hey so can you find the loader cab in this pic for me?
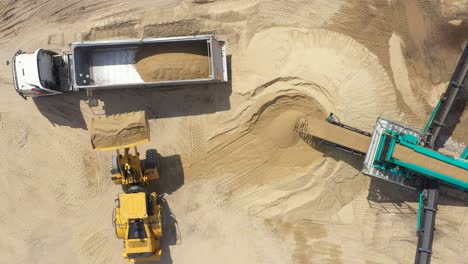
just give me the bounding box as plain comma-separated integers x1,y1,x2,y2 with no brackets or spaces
128,219,147,239
12,49,64,98
115,191,162,262
124,218,155,260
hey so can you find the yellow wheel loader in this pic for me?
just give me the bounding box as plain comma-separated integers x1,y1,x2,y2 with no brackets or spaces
90,111,160,189
114,185,163,262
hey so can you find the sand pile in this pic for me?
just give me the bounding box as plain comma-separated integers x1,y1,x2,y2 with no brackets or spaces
235,27,399,131
440,0,468,21
135,41,210,82
263,110,303,148
90,111,148,150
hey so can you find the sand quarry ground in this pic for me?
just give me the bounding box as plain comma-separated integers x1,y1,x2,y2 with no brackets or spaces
0,0,468,263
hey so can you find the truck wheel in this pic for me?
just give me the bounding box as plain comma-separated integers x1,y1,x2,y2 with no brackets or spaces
111,155,121,175
145,149,159,170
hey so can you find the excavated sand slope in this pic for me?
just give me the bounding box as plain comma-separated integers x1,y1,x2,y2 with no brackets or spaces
0,0,467,264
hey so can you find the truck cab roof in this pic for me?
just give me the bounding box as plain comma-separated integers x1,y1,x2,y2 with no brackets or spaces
14,50,43,92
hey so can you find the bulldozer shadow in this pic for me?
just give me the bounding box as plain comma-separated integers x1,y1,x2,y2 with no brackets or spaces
146,154,185,195
159,197,181,264
137,197,181,264
139,153,184,264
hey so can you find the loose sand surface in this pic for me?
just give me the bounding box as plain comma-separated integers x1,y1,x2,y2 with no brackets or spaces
0,0,467,264
135,41,210,82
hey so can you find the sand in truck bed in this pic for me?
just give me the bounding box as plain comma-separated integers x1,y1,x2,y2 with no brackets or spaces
90,111,149,150
135,41,210,82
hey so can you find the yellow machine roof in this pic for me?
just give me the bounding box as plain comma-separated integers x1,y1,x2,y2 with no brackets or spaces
119,192,148,219
90,111,149,151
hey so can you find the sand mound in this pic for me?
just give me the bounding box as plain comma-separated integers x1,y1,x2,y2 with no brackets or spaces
135,41,209,82
263,110,302,148
236,27,399,131
440,0,468,21
90,111,148,150
248,94,326,149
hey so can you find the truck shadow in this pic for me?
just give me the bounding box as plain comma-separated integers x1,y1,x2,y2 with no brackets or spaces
32,93,88,128
32,55,233,129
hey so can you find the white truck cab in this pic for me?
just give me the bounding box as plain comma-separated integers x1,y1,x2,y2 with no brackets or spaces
12,49,65,98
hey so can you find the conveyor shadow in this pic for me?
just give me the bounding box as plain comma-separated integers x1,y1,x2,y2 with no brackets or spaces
300,135,364,172
33,55,233,129
367,177,468,212
302,136,468,213
435,78,468,150
367,178,419,215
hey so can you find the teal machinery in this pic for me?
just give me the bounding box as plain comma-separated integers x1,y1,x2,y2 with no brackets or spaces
322,43,467,264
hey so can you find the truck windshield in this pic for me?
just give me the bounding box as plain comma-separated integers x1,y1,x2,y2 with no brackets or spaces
37,50,58,90
128,219,147,239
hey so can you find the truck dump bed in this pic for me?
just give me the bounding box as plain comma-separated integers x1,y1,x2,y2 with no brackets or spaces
71,35,227,90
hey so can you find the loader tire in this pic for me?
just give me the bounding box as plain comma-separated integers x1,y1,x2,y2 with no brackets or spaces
111,155,121,175
145,149,159,170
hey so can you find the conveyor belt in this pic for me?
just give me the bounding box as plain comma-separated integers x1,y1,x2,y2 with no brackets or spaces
296,118,371,154
415,184,439,264
296,118,468,183
424,43,468,148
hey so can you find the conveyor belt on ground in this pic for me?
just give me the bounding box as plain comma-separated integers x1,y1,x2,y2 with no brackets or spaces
296,118,468,183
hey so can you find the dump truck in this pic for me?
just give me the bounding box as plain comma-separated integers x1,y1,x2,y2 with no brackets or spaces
12,35,228,98
114,186,163,262
90,111,160,189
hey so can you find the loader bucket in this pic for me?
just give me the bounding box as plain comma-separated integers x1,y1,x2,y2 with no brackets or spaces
90,111,149,151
